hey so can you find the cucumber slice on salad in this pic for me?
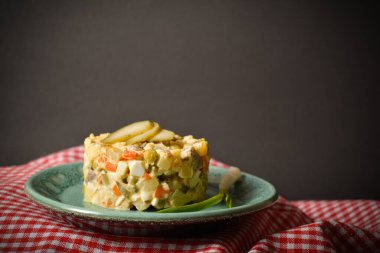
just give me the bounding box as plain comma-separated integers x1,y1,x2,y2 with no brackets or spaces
126,122,161,144
102,120,154,144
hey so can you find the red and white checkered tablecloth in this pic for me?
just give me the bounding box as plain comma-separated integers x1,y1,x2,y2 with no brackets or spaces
1,146,379,252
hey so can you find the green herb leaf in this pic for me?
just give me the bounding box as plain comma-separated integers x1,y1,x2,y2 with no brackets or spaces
157,193,224,213
224,193,232,208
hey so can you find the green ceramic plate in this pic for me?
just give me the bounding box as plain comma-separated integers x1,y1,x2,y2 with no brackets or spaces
25,162,278,236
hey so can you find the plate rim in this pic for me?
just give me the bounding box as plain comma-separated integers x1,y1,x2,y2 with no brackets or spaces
24,162,279,224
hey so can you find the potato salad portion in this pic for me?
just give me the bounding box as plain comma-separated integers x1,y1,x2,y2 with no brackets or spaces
83,121,209,211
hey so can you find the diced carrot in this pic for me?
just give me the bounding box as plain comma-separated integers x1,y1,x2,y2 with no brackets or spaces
105,162,117,172
154,186,169,199
101,199,112,208
143,172,151,180
98,156,107,163
113,184,122,196
122,151,143,160
154,186,165,198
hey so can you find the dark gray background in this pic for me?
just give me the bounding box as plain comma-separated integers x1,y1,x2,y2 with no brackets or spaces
1,1,379,199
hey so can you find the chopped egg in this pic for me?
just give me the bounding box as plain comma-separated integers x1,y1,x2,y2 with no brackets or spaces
116,161,128,179
128,160,145,177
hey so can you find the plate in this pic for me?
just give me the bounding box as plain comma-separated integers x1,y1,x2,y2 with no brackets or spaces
25,162,278,236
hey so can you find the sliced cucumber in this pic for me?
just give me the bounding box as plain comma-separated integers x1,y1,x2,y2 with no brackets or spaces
102,120,154,144
125,122,161,144
149,129,175,142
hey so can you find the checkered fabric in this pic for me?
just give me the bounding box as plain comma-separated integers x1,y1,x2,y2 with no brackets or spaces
1,146,379,252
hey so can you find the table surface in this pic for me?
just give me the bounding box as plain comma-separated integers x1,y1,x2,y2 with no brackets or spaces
1,146,379,252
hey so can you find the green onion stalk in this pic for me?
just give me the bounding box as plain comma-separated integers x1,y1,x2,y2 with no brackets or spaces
158,167,241,213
